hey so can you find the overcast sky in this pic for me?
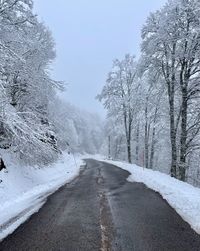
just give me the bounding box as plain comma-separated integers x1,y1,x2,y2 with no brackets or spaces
33,0,166,117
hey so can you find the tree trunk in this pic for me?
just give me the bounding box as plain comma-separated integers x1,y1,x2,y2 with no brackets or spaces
144,123,149,168
123,112,132,163
135,123,140,165
164,43,177,178
149,126,155,169
127,138,132,163
108,135,111,160
168,91,177,177
0,158,6,171
114,136,123,160
144,99,149,168
149,110,157,170
179,73,188,181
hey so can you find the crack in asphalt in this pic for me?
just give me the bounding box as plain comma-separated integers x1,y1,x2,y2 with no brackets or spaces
99,191,110,251
97,166,113,251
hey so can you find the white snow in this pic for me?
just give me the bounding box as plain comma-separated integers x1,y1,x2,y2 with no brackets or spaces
95,157,200,235
0,152,84,241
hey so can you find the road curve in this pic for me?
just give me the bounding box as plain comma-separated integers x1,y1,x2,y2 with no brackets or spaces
0,159,200,251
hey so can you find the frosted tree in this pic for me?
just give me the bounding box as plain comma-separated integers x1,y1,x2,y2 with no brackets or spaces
141,0,200,180
98,54,138,163
0,0,63,164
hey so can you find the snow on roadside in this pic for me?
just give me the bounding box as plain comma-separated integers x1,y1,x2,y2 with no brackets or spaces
0,152,84,241
94,157,200,235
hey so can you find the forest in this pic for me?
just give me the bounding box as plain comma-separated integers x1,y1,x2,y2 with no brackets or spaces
99,0,200,184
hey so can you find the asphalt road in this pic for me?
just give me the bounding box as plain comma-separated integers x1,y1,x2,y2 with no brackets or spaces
1,159,200,251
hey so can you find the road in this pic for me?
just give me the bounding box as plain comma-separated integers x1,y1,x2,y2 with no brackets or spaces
1,159,200,251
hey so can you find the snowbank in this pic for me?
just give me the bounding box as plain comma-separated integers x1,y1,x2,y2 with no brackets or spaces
96,158,200,235
0,152,84,241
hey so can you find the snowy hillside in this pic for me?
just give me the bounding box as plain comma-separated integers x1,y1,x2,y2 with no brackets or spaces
0,152,84,241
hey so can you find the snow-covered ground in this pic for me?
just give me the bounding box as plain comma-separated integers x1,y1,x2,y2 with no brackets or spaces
94,157,200,235
0,152,84,241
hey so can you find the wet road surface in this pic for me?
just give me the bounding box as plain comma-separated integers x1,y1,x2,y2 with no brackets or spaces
1,159,200,251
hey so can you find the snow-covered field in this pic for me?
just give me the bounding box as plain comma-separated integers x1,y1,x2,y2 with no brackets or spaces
0,152,84,241
95,158,200,235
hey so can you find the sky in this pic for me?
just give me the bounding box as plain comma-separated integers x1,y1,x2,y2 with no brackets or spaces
33,0,166,117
